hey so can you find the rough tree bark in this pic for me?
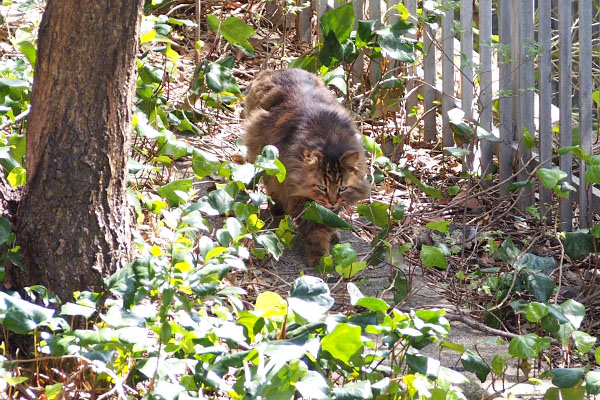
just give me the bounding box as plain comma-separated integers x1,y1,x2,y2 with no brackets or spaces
16,0,144,301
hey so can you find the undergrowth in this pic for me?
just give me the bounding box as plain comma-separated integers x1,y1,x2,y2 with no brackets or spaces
0,1,600,399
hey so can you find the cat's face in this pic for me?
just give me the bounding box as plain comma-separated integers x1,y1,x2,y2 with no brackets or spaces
288,150,370,210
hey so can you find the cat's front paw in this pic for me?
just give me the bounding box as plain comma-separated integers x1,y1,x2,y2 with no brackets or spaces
306,252,323,267
330,230,341,244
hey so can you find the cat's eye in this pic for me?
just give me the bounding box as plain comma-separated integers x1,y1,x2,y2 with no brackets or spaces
338,186,347,192
317,185,328,192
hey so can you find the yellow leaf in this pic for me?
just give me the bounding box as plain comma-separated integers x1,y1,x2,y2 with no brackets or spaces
150,245,162,257
254,291,287,318
140,29,157,44
174,261,190,272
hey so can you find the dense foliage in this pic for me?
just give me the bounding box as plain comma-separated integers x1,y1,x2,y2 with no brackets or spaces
0,1,600,399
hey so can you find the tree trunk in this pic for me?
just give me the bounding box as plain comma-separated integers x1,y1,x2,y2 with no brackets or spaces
16,0,143,301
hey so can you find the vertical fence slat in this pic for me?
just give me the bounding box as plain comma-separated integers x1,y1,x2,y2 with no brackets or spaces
538,0,553,220
386,0,398,25
460,0,473,121
460,0,473,167
404,0,417,128
441,1,455,148
312,0,327,40
351,0,364,82
518,0,535,209
579,0,593,227
423,12,437,142
559,0,573,231
297,1,311,42
510,1,521,174
386,0,399,74
479,0,493,177
499,0,514,196
369,0,382,84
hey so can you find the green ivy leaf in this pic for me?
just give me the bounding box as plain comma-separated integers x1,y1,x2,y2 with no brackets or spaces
322,65,347,95
445,146,470,157
537,168,567,189
561,299,585,329
420,245,447,269
357,201,390,228
17,41,36,68
497,236,520,264
44,383,63,399
586,165,600,185
192,149,221,178
254,145,286,183
206,188,234,214
7,166,26,187
508,333,542,359
556,145,588,161
375,21,415,62
355,296,389,312
319,3,354,42
563,231,595,260
547,368,585,388
288,276,334,322
0,291,55,334
356,20,377,48
543,386,585,400
476,125,501,142
491,355,506,376
572,331,596,354
205,60,241,94
586,370,600,395
0,217,11,246
336,261,367,279
255,232,283,260
523,126,535,149
519,269,555,302
321,323,363,365
157,178,193,206
230,163,256,185
331,380,373,399
301,202,350,230
331,242,356,266
207,15,255,54
403,169,443,199
60,303,96,319
524,302,549,323
318,29,344,68
296,370,330,400
0,78,29,91
461,350,491,383
425,220,451,233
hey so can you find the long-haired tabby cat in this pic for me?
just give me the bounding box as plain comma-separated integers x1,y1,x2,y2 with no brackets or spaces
244,68,370,265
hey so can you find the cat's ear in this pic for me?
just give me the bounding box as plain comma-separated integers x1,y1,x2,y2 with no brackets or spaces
340,151,360,167
303,150,321,165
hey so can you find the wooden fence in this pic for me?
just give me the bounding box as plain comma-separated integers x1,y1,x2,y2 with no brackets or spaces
276,0,598,231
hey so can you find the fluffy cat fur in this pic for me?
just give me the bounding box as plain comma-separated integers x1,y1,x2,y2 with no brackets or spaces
243,68,370,265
